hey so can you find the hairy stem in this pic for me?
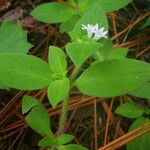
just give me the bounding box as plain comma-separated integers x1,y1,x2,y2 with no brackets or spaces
57,67,79,135
58,96,69,134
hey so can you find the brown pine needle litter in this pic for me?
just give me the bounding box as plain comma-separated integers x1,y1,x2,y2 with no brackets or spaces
0,0,150,149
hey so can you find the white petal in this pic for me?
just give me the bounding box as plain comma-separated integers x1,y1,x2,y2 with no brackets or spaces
81,24,87,30
98,27,105,33
81,23,108,40
103,31,108,35
94,24,99,30
103,35,108,38
87,30,93,38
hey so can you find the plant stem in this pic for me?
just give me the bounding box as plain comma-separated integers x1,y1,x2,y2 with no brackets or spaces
58,96,69,134
69,67,79,84
57,67,79,135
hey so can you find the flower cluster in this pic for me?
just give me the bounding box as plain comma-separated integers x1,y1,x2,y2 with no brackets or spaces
81,24,108,41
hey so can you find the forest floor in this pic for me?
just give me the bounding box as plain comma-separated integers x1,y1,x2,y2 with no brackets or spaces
0,0,150,150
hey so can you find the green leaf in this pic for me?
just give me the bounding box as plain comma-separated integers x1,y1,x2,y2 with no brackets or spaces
115,102,144,119
22,96,39,114
58,144,88,150
48,78,70,108
75,59,150,97
76,0,133,13
22,96,52,136
69,5,108,41
49,46,67,78
0,81,9,90
57,134,74,145
38,134,74,148
69,0,132,16
0,21,33,89
0,54,52,90
38,136,57,148
99,0,133,13
60,15,79,33
0,20,32,54
144,108,150,115
93,38,113,61
76,0,95,15
129,83,150,99
31,2,75,23
127,117,150,150
108,48,128,59
66,42,102,67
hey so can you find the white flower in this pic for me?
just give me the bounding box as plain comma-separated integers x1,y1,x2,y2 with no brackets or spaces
81,24,94,38
93,27,108,41
81,24,108,41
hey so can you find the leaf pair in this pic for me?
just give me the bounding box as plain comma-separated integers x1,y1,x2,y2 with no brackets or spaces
22,96,88,149
31,2,109,34
39,134,74,147
48,46,70,107
0,46,69,107
31,0,133,33
22,96,78,149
